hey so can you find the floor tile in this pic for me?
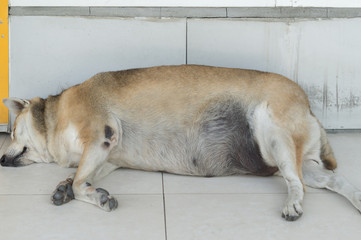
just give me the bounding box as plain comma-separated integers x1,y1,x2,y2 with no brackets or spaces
0,194,165,240
165,193,361,240
0,163,74,194
327,133,361,187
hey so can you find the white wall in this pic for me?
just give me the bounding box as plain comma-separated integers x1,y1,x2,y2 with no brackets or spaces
10,16,361,129
10,17,186,97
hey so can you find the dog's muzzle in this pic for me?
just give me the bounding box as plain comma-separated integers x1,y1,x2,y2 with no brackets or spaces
0,155,16,167
0,154,15,167
0,147,27,167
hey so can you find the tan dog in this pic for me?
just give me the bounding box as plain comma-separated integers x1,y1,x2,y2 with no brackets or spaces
1,65,360,221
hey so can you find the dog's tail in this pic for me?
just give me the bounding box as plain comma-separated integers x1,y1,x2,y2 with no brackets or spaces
317,120,337,170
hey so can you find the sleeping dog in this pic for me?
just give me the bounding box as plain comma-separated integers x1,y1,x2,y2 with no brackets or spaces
1,65,361,221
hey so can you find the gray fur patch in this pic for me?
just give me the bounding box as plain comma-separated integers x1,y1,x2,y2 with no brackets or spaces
30,98,46,134
196,98,277,176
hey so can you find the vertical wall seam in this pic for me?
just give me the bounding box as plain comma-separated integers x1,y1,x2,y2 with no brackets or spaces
336,72,339,113
185,18,188,64
323,71,328,126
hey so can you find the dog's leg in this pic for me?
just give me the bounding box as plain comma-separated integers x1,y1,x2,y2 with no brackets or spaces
63,123,120,211
271,134,304,221
70,141,119,211
253,103,304,221
303,159,361,212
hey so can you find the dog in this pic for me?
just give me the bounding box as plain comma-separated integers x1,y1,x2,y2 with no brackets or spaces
1,65,361,221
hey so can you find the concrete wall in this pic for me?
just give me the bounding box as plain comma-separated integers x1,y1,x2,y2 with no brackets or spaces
9,16,361,129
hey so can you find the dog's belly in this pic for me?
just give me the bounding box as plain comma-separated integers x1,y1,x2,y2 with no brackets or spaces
110,99,278,177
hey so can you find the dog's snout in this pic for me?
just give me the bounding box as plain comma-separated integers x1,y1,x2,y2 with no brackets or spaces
0,155,12,167
0,154,16,167
0,155,5,165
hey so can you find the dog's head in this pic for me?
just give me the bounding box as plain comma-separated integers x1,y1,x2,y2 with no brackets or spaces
1,97,49,167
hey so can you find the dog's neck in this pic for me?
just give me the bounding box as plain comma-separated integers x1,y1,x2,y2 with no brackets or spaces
42,94,62,162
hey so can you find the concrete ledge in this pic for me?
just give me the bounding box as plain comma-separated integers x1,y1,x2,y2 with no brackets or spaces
280,7,328,18
161,7,226,18
227,8,281,18
326,129,361,134
9,7,361,18
328,8,361,18
90,7,160,17
9,7,90,16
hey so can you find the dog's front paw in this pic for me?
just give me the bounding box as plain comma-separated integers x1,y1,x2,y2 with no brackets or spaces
51,178,75,206
282,201,303,221
96,188,118,211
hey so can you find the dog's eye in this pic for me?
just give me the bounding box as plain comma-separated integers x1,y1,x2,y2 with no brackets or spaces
22,147,27,154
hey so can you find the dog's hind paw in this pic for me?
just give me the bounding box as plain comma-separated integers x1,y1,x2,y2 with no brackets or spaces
96,188,118,211
51,178,75,206
282,202,303,221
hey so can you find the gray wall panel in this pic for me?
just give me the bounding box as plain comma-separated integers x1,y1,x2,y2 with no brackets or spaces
10,17,186,100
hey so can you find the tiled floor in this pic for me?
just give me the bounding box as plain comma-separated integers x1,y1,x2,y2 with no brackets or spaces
1,133,361,240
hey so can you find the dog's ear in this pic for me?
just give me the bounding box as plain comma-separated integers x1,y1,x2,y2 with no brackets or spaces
2,98,30,115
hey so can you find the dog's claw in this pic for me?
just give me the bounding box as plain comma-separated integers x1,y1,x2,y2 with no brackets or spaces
282,202,303,221
282,212,303,221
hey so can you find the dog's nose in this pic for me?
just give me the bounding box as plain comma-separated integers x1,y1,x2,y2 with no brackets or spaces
0,155,6,166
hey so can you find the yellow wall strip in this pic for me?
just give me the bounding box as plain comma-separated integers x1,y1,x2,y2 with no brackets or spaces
0,0,9,127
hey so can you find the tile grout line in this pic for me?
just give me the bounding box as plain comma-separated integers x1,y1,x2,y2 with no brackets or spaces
162,172,168,240
156,191,333,196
